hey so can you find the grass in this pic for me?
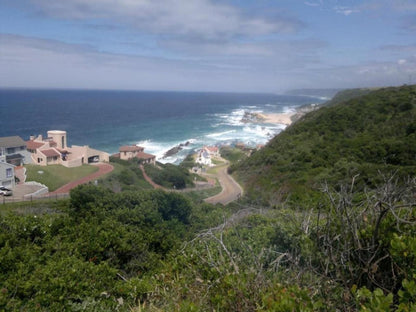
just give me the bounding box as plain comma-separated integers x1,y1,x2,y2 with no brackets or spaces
206,163,228,175
219,146,247,164
98,161,154,192
183,184,222,202
211,158,225,165
25,164,99,191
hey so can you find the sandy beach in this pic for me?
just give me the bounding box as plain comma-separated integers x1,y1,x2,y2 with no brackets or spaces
257,112,296,125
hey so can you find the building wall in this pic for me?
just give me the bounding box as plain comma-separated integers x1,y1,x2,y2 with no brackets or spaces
62,157,83,168
46,156,61,165
0,162,15,188
47,130,67,149
120,151,132,160
138,157,156,165
120,151,137,160
32,150,48,166
69,145,110,164
1,144,32,165
27,131,109,168
86,147,110,162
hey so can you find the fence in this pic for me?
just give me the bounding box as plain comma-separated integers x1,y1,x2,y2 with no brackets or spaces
1,192,70,204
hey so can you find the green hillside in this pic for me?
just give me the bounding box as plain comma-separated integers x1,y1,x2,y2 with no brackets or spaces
1,85,415,311
232,85,416,205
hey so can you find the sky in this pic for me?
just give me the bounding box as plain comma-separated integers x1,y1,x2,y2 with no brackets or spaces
1,0,416,93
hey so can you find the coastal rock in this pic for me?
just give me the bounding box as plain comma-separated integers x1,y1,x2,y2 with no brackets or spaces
163,146,183,158
162,141,191,158
241,111,266,123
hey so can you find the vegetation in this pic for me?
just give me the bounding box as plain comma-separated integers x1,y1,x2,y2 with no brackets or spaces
25,164,98,191
179,154,197,169
143,162,199,189
2,85,416,310
100,157,153,192
0,185,229,310
232,85,416,205
323,87,376,106
220,146,247,164
183,183,222,202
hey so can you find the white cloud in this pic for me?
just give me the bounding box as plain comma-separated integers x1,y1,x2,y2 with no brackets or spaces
334,6,360,16
30,0,302,42
358,1,416,12
0,34,291,92
2,33,412,93
304,1,322,7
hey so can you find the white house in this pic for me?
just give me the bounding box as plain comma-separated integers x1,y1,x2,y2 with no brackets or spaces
0,136,32,166
0,160,15,188
204,146,220,157
196,148,212,166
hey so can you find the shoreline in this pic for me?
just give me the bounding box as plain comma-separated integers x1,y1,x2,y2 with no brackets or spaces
249,103,320,127
258,112,296,126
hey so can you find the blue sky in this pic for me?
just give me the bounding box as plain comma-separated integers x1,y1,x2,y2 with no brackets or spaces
1,0,415,92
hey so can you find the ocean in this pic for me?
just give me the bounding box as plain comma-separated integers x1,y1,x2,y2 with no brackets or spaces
0,89,324,163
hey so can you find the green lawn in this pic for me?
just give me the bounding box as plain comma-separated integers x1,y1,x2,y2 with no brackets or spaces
25,164,99,191
183,184,222,202
206,163,228,175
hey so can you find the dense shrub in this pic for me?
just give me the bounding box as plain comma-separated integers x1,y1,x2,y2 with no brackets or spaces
234,85,416,205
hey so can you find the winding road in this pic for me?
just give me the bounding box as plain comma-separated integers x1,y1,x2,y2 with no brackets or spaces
203,162,243,205
140,159,243,205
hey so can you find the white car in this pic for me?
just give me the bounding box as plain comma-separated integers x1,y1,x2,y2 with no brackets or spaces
0,186,12,196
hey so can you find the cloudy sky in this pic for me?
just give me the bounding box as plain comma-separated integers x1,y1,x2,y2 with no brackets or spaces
1,0,416,93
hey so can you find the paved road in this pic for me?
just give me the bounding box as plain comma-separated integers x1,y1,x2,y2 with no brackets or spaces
204,163,243,205
49,163,114,195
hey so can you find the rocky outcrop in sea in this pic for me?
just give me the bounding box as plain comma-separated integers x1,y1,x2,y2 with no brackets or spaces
162,141,191,159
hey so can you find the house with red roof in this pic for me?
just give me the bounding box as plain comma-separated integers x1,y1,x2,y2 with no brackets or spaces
119,145,144,160
113,145,156,165
27,130,109,167
204,146,220,157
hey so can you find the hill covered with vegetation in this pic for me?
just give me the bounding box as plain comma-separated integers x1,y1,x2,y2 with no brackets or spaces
232,85,416,205
1,85,415,311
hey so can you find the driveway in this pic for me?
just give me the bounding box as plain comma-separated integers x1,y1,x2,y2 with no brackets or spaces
49,163,114,195
204,162,243,205
1,183,46,203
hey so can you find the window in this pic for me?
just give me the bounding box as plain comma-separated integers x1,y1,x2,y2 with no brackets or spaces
6,168,12,178
6,147,15,154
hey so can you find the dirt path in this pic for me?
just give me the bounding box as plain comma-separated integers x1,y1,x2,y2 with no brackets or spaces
49,163,114,195
139,165,165,190
204,162,243,205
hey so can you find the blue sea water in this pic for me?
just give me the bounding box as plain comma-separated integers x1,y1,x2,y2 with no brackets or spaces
0,89,324,163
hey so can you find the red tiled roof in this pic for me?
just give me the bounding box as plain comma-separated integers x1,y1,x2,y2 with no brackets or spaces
205,146,219,152
41,149,61,157
26,140,45,150
120,145,144,152
136,152,155,160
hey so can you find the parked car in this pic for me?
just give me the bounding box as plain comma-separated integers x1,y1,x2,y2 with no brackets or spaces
0,186,12,196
